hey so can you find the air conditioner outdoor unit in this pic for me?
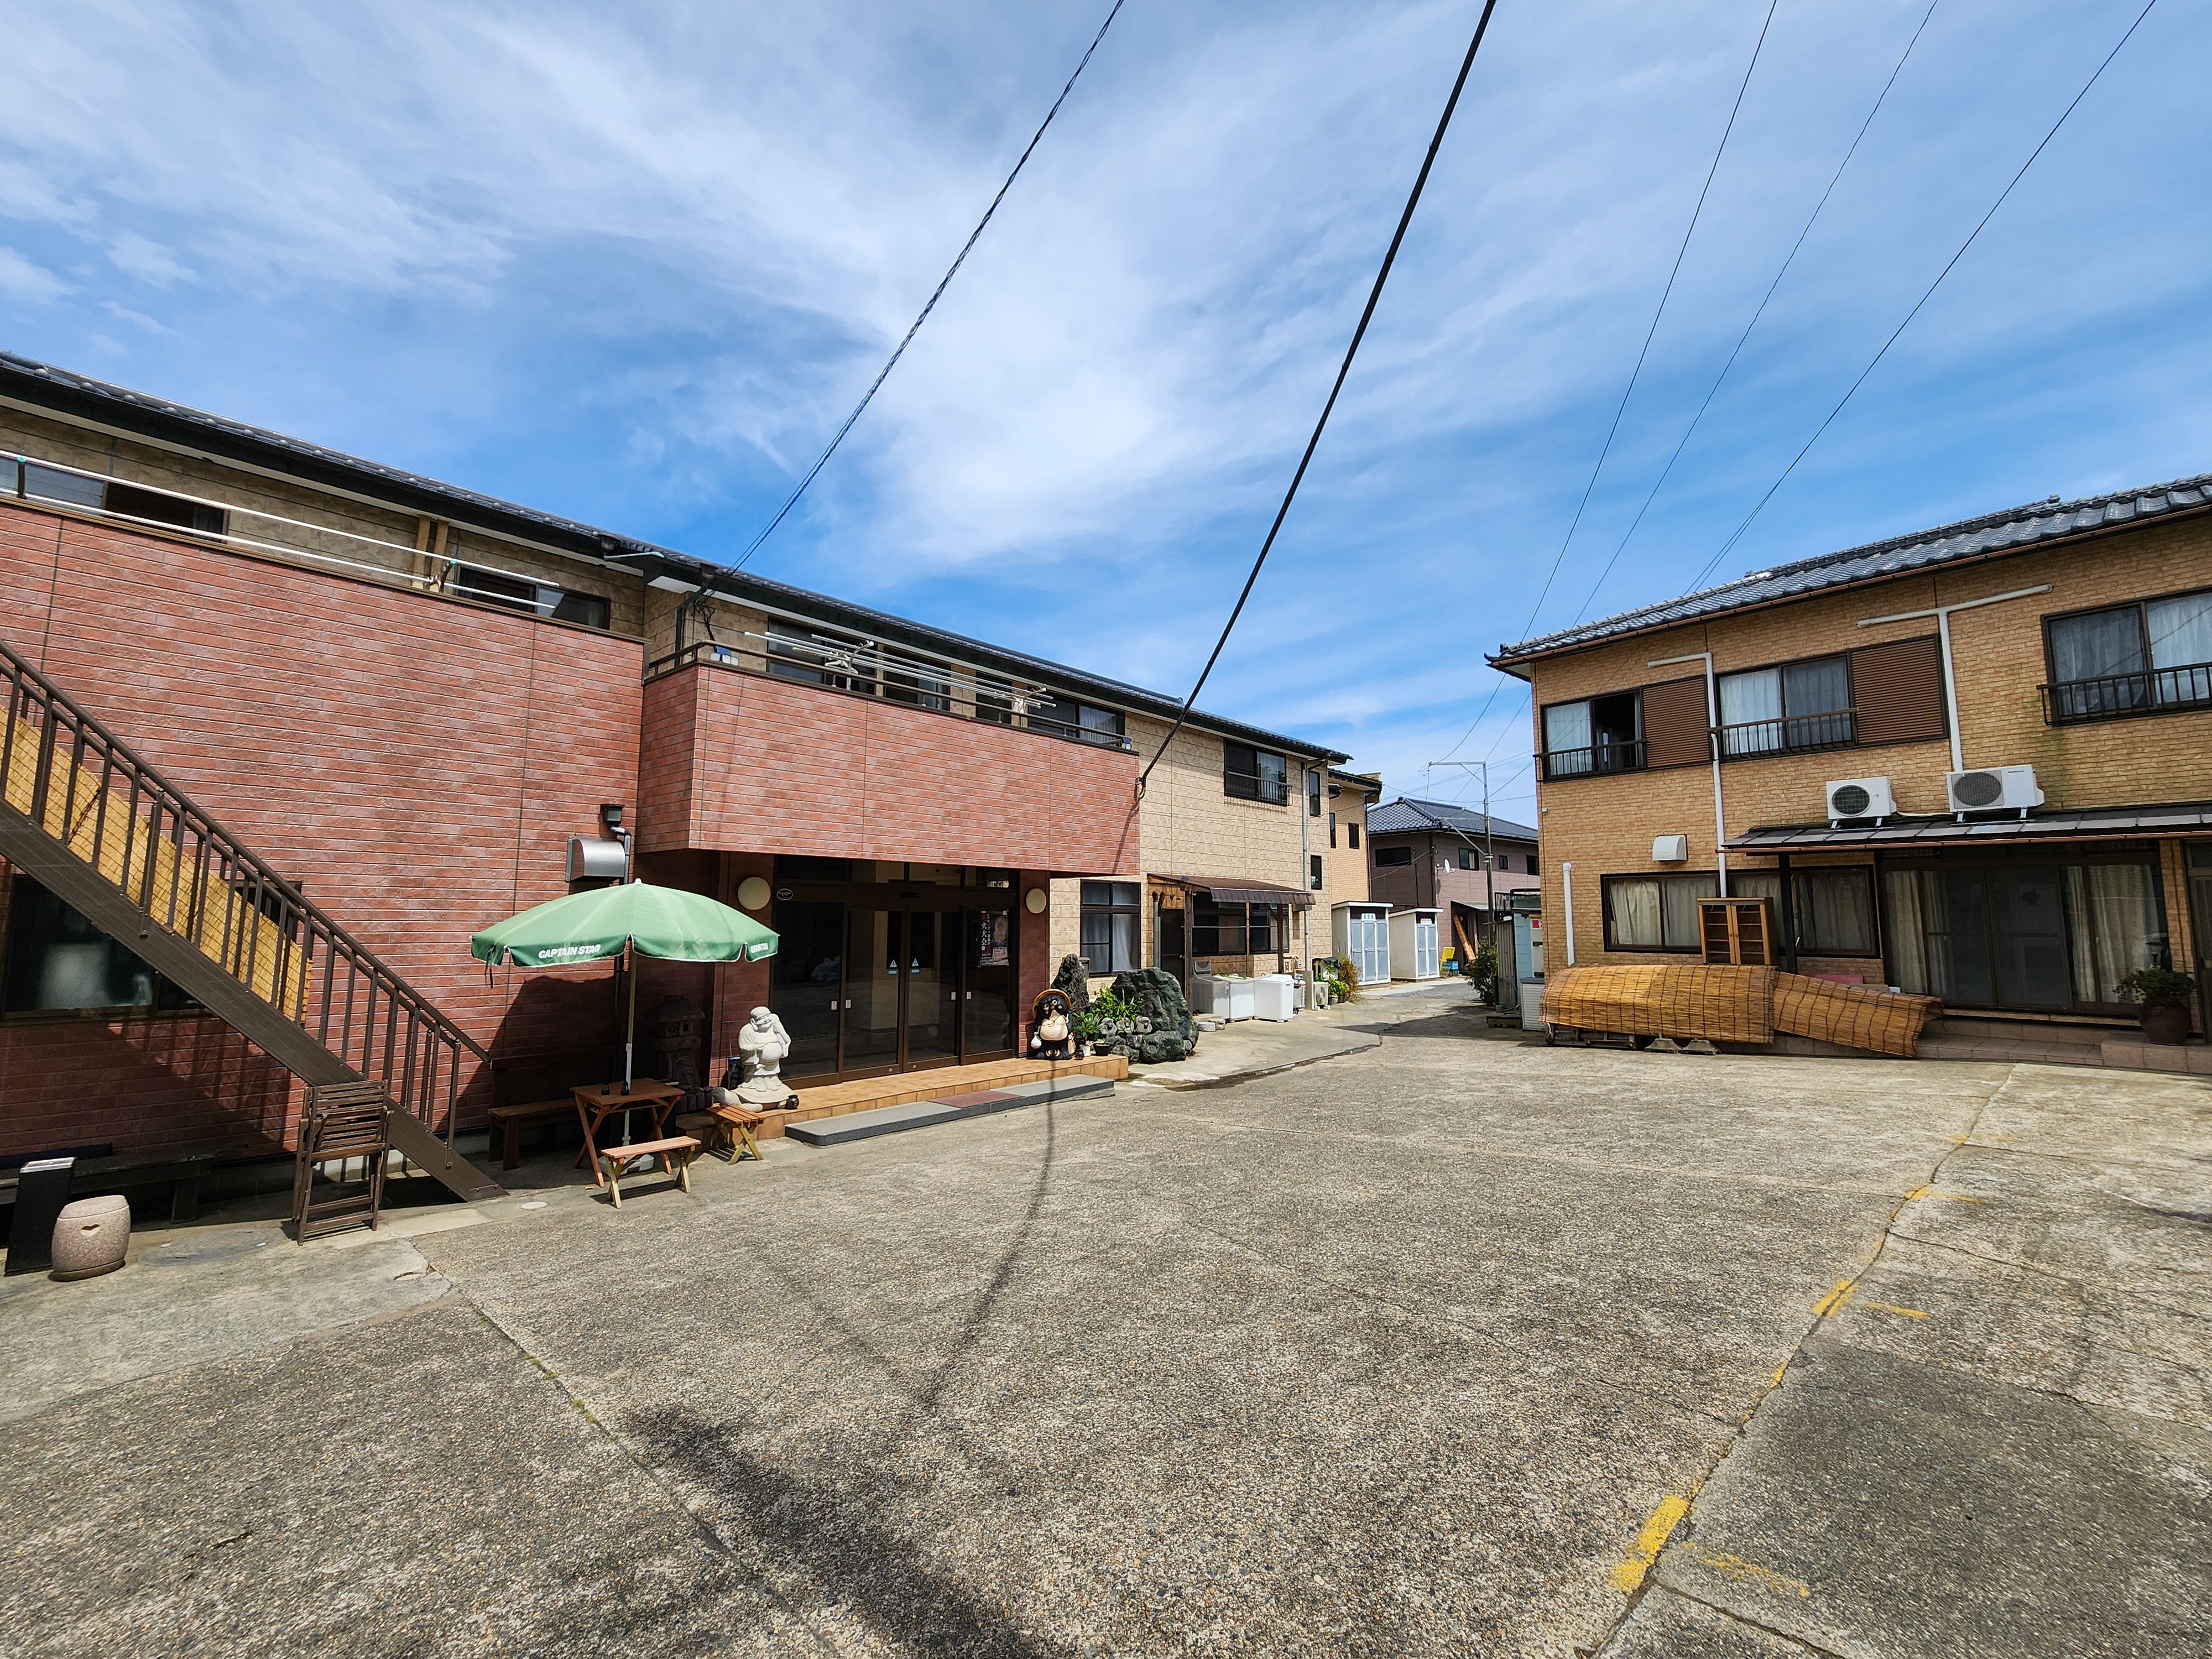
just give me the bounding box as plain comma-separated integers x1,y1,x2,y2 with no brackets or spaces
1825,776,1896,825
1947,764,2045,818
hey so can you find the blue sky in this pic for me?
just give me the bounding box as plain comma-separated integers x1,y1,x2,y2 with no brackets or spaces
2,1,2206,827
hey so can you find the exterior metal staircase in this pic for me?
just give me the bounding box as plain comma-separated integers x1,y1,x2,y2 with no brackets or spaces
0,635,502,1202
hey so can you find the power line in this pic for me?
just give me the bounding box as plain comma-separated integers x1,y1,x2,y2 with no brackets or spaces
1567,0,1942,627
1683,0,2157,594
1433,3,1777,764
729,0,1126,573
1135,0,1501,793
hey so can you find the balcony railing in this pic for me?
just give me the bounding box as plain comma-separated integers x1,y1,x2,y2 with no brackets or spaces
1715,708,1857,759
2041,663,2212,726
1540,738,1645,781
647,635,1136,751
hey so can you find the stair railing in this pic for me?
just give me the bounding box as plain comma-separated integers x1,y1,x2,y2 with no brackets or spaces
0,637,487,1146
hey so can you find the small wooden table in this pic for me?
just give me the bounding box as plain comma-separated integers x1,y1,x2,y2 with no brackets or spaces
571,1081,686,1187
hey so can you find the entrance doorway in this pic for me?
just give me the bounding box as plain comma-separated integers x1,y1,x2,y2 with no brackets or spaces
766,864,1018,1084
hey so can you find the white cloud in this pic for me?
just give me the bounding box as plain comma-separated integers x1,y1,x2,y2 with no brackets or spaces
0,244,70,302
107,229,194,286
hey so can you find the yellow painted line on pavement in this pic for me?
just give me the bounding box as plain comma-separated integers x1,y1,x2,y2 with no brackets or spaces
1861,1301,1927,1319
1681,1543,1812,1599
1903,1185,1984,1203
1811,1280,1856,1317
1610,1494,1690,1594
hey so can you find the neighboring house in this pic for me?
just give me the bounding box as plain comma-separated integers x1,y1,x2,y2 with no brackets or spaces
1045,707,1350,998
1365,798,1540,959
1322,768,1382,912
0,352,1353,1175
1489,471,2212,1039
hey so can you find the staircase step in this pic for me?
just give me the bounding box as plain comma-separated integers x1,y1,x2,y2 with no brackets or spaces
787,1075,1114,1147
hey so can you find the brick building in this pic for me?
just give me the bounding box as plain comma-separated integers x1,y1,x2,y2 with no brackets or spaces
1364,797,1540,958
0,354,1352,1179
1490,472,2212,1039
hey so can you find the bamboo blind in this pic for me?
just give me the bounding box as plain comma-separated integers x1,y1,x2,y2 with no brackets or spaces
1772,973,1942,1058
1541,964,1777,1044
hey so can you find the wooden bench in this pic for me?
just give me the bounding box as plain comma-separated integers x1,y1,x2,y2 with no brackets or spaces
487,1099,575,1170
597,1136,699,1207
675,1106,765,1164
1,1151,215,1223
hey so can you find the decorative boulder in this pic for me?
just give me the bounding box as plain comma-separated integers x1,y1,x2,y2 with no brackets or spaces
1104,968,1198,1064
1052,954,1092,1010
50,1193,130,1280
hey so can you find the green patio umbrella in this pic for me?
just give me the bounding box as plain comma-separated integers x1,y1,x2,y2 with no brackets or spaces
472,881,779,1093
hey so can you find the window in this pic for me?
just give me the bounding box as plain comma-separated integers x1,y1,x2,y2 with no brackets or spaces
1307,769,1322,817
973,681,1016,726
1542,691,1642,779
1079,881,1141,973
2044,590,2212,723
454,564,609,629
1347,822,1361,850
1527,853,1538,876
3,876,195,1014
1191,901,1277,956
1717,656,1854,757
1602,872,1719,952
1729,868,1879,956
1328,812,1338,848
881,662,950,712
1457,848,1479,871
1031,697,1126,748
1224,743,1288,804
1884,853,2167,1011
1310,854,1324,891
15,464,228,535
1374,846,1413,868
103,479,228,537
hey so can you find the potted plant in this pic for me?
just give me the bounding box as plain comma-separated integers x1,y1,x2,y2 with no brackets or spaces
2117,966,2198,1046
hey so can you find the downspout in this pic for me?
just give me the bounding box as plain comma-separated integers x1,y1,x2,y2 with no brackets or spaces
1562,861,1576,967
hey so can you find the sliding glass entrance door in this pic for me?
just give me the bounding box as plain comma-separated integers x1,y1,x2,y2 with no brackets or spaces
768,873,1022,1081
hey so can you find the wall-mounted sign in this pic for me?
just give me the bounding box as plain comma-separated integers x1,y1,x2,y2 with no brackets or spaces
775,888,794,902
1024,887,1047,914
737,876,771,911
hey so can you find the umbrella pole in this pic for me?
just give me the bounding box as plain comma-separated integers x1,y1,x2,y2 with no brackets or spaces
620,940,639,1153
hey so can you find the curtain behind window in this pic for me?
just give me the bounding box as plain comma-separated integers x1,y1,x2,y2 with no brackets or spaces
2063,863,2163,1004
1884,869,1933,994
2050,607,2146,682
1662,875,1718,947
1799,869,1875,954
1718,669,1782,755
2147,593,2212,668
1608,879,1661,948
1545,702,1592,772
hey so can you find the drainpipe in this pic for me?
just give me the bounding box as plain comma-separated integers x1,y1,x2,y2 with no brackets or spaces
1855,585,2053,773
1649,650,1729,896
1562,861,1576,966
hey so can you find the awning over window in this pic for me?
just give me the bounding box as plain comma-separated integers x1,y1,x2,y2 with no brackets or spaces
1726,801,2212,852
1165,875,1316,910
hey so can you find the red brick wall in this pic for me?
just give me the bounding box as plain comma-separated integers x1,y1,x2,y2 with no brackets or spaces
639,664,1140,875
0,502,644,1163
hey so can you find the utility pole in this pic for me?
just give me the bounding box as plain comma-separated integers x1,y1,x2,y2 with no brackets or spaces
1425,760,1495,945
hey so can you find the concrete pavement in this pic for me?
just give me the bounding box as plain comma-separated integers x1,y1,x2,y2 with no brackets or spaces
1,1026,2204,1656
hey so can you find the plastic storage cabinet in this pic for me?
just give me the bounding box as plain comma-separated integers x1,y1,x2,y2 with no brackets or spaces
1252,975,1297,1022
1331,902,1391,985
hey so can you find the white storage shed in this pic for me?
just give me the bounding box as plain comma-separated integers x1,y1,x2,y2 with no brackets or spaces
1331,901,1390,986
1389,906,1441,981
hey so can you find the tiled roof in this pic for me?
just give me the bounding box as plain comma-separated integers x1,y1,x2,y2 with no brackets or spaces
1366,797,1537,840
1491,471,2212,665
0,352,1347,763
1726,800,2212,851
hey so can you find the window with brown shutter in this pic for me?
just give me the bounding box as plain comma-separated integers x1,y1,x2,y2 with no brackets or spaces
1849,635,1946,746
1640,675,1711,768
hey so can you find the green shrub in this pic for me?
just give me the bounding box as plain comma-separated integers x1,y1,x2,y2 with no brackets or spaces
2117,966,2197,1009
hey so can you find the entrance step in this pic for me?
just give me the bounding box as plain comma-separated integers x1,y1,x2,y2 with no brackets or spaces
756,1055,1128,1141
786,1074,1115,1147
1916,1036,2106,1067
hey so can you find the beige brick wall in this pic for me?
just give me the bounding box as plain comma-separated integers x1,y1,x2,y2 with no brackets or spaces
1517,514,2212,982
0,405,639,637
1051,711,1340,985
1323,776,1378,912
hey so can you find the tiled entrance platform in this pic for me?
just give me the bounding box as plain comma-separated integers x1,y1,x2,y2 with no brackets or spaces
755,1055,1129,1140
1912,1015,2212,1072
